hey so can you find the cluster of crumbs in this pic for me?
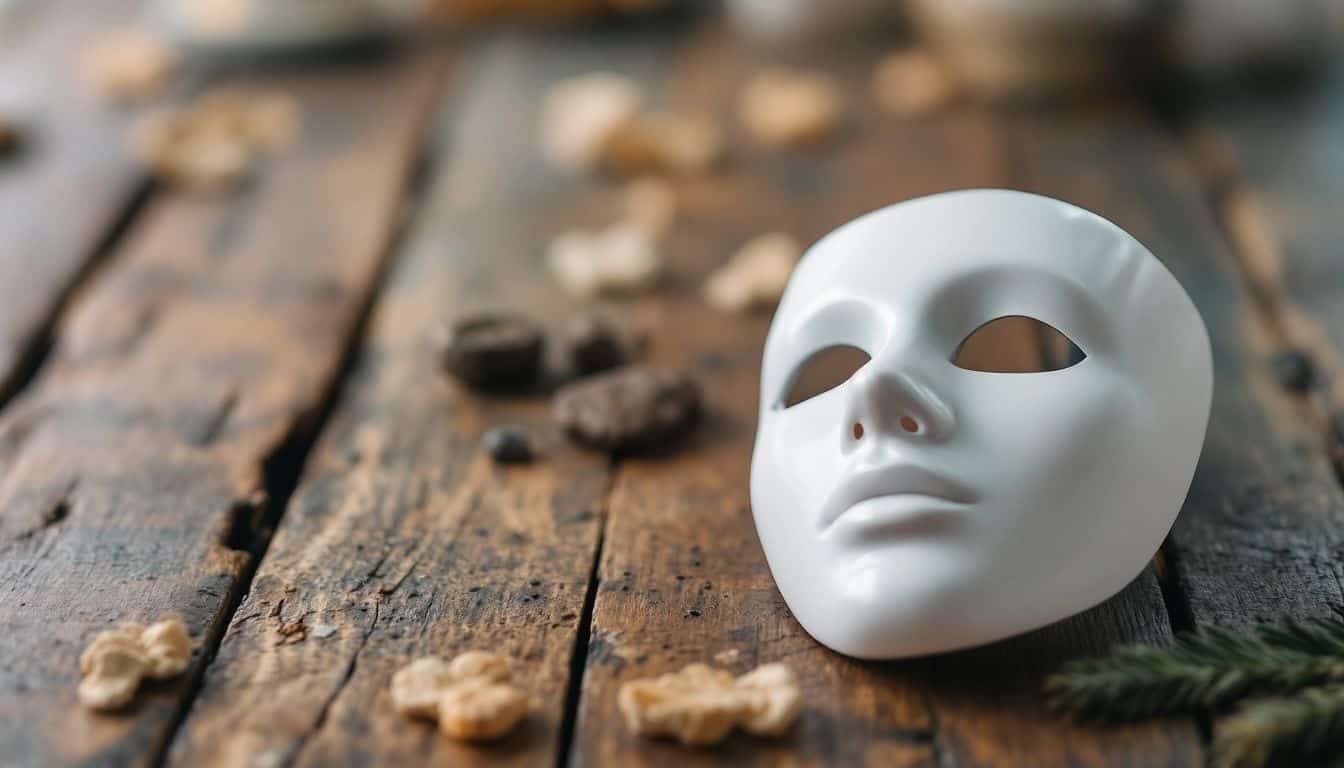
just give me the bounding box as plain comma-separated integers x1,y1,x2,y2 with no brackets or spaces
619,662,802,745
391,651,529,741
78,616,192,711
133,89,301,192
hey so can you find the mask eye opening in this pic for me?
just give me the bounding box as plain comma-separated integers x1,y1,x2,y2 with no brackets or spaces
779,344,871,409
952,315,1086,373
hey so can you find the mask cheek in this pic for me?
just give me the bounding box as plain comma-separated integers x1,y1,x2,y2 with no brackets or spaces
962,371,1129,534
754,389,850,526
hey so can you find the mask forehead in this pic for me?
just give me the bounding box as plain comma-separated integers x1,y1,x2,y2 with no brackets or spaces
763,190,1199,397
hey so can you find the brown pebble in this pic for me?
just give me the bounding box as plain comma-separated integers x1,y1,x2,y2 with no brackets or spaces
562,313,628,375
436,314,544,390
0,119,20,156
553,365,700,452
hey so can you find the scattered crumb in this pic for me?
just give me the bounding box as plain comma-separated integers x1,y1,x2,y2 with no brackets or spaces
78,617,192,711
391,651,527,741
872,49,957,116
276,619,306,645
739,68,842,149
712,648,740,666
311,624,337,639
540,72,644,172
131,90,301,192
624,177,677,237
548,222,661,298
84,28,178,104
618,661,801,745
602,112,724,175
703,232,801,312
438,679,529,741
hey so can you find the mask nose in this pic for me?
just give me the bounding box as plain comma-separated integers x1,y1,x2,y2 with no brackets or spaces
844,365,955,448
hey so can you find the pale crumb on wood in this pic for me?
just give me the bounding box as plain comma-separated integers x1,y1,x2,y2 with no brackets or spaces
540,72,644,172
391,651,528,741
601,112,724,175
618,661,802,746
548,222,661,298
83,28,177,104
437,679,530,741
872,49,957,116
734,663,803,736
311,624,337,639
625,177,677,237
131,89,301,193
703,232,800,312
739,68,842,149
78,617,193,711
391,657,457,719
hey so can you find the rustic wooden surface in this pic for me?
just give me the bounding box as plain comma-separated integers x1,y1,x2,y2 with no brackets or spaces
3,4,1344,766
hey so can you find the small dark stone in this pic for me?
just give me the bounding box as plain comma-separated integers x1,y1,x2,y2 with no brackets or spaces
1270,350,1315,392
435,313,544,390
0,119,20,157
553,365,701,452
562,312,627,375
483,426,533,464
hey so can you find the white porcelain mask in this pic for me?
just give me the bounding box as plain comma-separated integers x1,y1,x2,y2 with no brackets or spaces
751,189,1213,659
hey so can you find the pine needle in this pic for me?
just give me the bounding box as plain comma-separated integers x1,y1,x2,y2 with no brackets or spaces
1046,619,1344,722
1210,686,1344,768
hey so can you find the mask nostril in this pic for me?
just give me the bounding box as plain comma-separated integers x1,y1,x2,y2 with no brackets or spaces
900,415,920,434
852,422,864,440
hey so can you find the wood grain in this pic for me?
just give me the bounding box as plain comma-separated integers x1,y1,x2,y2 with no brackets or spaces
0,0,148,402
1006,107,1344,632
568,21,1198,767
165,29,684,767
0,54,440,766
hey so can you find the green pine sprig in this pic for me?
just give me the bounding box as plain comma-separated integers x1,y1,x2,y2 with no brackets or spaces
1210,685,1344,768
1045,621,1344,721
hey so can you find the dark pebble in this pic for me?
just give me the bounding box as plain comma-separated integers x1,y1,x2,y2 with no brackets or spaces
1270,350,1315,392
553,365,701,452
483,426,533,464
562,312,627,375
435,313,544,390
0,120,19,156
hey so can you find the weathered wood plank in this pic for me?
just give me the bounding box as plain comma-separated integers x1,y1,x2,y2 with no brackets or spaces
0,54,440,765
1006,107,1344,632
571,22,1197,767
165,29,684,767
0,0,148,402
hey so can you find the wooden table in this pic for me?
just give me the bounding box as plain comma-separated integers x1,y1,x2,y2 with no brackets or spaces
4,2,1343,765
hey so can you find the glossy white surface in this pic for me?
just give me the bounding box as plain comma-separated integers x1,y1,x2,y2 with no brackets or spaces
751,190,1212,659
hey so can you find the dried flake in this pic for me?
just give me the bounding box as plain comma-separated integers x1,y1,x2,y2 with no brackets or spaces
390,651,527,741
84,28,178,103
392,657,457,720
438,679,529,741
131,89,301,192
540,72,644,172
704,232,801,312
739,68,842,149
624,177,677,237
78,617,193,711
601,113,724,175
872,49,957,116
276,620,306,645
548,222,661,298
619,661,802,745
